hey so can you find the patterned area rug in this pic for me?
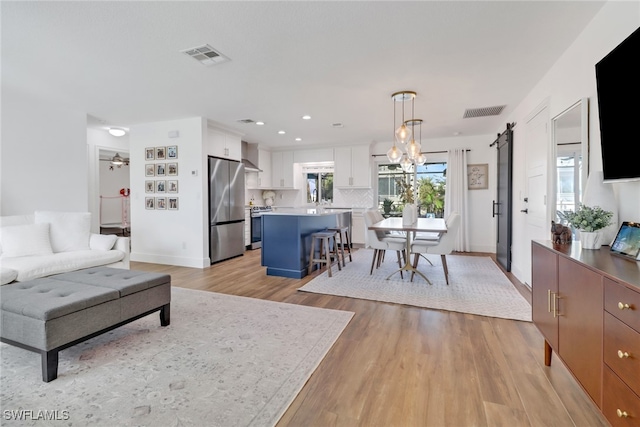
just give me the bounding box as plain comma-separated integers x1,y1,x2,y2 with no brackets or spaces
0,287,353,426
300,250,531,322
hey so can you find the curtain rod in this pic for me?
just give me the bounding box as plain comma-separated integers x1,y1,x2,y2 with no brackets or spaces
371,149,470,157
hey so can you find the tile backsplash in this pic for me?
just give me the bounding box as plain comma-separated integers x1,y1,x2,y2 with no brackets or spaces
245,187,373,208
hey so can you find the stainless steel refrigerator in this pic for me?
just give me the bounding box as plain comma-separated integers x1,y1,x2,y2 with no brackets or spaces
209,157,245,263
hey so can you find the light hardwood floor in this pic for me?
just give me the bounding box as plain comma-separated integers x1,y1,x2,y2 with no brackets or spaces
131,249,608,427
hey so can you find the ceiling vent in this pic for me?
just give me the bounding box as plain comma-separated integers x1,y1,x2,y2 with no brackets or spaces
331,122,344,128
237,119,255,124
181,44,229,66
463,105,506,118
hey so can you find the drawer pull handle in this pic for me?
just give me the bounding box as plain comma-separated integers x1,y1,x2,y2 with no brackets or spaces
618,350,630,359
617,409,628,418
618,302,630,310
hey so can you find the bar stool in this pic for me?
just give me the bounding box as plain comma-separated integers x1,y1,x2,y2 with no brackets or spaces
308,230,342,277
328,225,352,267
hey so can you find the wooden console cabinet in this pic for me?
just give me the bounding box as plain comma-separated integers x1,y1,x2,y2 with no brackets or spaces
532,241,640,426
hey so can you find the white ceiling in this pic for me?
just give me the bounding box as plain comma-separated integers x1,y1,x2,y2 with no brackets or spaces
2,1,606,148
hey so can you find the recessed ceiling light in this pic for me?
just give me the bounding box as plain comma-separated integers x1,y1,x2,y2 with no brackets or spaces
295,137,302,142
278,130,286,135
255,121,265,126
302,115,311,120
108,127,126,137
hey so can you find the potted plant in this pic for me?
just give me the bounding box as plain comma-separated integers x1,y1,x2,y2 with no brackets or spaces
563,204,613,249
382,199,394,215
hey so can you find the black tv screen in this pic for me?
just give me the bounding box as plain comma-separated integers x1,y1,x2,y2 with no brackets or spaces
595,26,640,183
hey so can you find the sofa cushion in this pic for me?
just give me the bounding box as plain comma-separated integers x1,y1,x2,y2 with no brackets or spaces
0,278,119,321
1,250,125,282
90,233,118,251
34,211,91,253
0,223,53,258
1,268,18,285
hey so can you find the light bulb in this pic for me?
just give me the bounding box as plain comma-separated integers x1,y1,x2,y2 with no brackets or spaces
387,145,402,163
407,139,421,160
400,154,413,172
415,153,427,165
395,123,412,145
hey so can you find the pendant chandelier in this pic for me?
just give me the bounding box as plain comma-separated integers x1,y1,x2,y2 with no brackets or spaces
387,91,426,170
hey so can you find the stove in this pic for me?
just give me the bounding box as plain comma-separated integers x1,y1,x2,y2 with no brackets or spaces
249,206,271,249
250,206,272,217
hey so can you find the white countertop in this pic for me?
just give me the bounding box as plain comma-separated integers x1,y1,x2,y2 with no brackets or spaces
263,208,352,216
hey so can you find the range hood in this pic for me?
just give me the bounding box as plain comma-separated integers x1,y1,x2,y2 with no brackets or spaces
242,158,261,172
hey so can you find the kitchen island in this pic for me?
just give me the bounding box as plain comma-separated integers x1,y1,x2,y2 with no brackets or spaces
261,208,351,278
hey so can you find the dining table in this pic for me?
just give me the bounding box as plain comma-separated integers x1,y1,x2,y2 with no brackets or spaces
368,217,447,284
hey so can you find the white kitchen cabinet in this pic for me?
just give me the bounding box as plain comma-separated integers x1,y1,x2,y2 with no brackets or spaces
244,208,251,247
271,151,294,188
351,212,366,245
334,145,371,188
207,126,241,161
257,149,272,188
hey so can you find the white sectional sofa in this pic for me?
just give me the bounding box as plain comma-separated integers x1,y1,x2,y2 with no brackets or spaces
0,211,129,285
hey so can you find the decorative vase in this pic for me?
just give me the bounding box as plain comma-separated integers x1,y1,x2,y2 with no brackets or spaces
264,198,274,207
580,230,602,250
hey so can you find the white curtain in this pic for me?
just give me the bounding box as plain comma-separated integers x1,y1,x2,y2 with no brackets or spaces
445,149,470,252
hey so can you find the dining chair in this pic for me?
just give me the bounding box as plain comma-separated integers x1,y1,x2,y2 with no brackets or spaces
410,212,460,284
363,209,407,277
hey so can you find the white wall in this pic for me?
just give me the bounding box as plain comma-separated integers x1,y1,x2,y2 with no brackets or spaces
129,117,209,268
372,133,496,253
504,1,640,283
1,87,88,215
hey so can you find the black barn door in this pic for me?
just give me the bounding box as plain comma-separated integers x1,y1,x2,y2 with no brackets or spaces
493,123,514,271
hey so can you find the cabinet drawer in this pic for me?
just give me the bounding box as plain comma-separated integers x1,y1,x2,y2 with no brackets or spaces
605,312,640,397
603,366,640,427
605,278,640,332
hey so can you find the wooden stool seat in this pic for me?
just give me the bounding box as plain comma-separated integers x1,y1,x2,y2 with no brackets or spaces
328,225,352,267
308,230,342,277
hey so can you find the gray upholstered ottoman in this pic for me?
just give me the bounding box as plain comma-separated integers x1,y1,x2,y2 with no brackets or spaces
0,267,171,382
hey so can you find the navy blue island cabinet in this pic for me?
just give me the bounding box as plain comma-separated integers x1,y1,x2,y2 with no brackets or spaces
261,209,351,278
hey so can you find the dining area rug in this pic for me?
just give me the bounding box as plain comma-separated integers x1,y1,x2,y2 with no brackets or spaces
299,250,532,322
1,287,354,427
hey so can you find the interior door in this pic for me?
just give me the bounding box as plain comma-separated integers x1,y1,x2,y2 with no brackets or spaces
523,104,550,286
494,124,514,271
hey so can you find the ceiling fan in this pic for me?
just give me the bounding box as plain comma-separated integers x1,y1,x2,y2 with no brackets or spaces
100,153,130,168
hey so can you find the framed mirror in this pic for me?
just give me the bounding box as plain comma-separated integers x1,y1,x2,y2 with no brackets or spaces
551,98,589,222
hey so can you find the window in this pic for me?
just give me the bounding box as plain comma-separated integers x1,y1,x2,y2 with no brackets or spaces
377,162,446,217
306,172,333,204
556,148,582,215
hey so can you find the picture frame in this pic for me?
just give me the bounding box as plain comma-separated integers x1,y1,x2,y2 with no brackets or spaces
155,146,166,160
145,180,155,193
145,164,155,177
167,162,178,176
156,180,166,193
156,197,167,210
145,147,155,160
167,145,178,159
168,180,178,193
168,197,179,210
156,163,166,176
467,163,488,190
145,197,155,210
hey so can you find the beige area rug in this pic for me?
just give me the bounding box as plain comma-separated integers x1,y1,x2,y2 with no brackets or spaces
300,250,531,322
0,287,353,427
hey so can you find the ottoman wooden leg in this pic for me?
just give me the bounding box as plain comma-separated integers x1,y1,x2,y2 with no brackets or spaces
160,303,171,326
42,350,59,382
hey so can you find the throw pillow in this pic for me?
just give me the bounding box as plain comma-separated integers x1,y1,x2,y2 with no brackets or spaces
89,233,118,251
34,211,91,253
0,223,53,257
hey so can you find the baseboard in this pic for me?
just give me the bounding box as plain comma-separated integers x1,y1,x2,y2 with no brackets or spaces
130,252,210,268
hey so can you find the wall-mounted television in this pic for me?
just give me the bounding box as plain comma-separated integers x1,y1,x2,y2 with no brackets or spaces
595,26,640,183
